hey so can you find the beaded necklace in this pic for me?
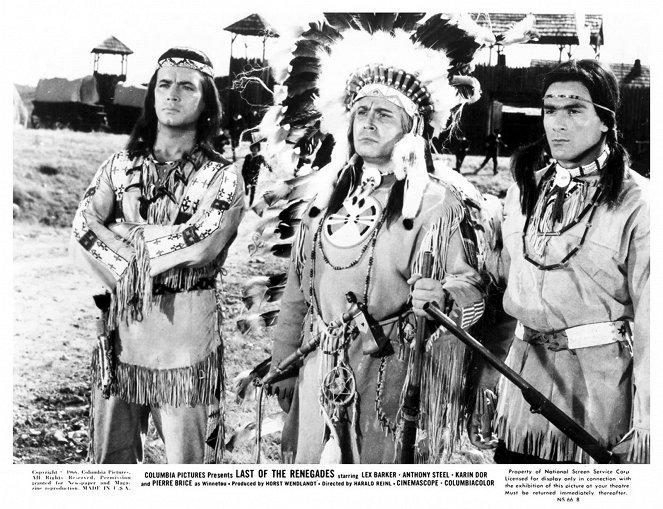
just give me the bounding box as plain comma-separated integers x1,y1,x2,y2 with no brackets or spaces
522,162,604,270
309,207,387,333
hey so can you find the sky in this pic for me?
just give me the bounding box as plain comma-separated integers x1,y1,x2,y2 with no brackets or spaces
6,0,653,87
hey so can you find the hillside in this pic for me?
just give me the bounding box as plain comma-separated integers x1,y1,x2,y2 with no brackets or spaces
12,128,514,226
13,128,127,225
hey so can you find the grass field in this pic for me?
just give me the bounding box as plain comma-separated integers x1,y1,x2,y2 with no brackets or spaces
13,126,514,464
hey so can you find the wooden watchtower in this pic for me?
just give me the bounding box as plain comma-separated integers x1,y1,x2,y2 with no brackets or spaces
91,35,133,81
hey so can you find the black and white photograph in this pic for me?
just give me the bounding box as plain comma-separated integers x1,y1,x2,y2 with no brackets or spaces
4,0,657,507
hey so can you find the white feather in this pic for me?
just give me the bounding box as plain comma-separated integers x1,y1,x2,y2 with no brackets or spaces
392,133,429,219
499,14,540,46
315,29,461,139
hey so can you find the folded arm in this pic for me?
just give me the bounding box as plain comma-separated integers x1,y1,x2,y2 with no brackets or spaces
71,154,135,288
109,163,245,277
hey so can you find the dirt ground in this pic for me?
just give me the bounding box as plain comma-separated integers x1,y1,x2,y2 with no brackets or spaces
13,136,509,464
13,224,93,463
12,219,497,465
13,215,285,464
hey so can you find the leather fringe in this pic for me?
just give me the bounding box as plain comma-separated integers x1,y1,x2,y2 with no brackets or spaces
411,201,464,281
108,227,152,329
91,347,220,407
401,203,467,463
495,376,637,463
626,428,649,464
496,412,588,462
203,400,225,464
418,331,467,463
473,386,496,416
155,265,217,290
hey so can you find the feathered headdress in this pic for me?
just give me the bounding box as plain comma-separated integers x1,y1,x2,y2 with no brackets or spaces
259,13,495,222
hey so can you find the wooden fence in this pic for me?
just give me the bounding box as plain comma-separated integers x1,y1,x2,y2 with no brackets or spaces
451,65,649,172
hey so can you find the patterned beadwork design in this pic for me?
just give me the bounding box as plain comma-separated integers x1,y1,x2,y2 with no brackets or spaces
345,65,434,115
157,57,214,78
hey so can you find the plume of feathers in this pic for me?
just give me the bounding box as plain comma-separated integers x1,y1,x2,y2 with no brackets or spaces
236,310,280,334
496,13,540,46
225,412,285,451
232,357,272,404
238,13,514,338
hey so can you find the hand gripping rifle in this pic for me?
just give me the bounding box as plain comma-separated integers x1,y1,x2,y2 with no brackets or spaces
422,302,616,464
399,251,434,463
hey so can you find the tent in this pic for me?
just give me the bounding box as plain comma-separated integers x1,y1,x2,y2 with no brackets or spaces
34,76,100,105
13,85,29,127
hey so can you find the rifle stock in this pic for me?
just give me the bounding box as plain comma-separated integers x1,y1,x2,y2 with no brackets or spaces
93,293,115,399
423,302,615,464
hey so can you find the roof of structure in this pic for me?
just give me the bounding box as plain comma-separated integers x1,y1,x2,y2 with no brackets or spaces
91,36,133,55
530,59,650,87
473,13,603,46
224,13,279,37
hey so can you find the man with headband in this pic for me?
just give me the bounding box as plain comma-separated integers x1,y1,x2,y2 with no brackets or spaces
488,59,649,463
71,47,244,463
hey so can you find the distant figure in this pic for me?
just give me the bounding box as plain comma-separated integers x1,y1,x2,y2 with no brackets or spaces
213,128,231,155
451,134,471,172
475,129,507,175
241,142,271,206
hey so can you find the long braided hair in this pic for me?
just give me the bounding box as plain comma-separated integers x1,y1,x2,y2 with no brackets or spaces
513,59,630,215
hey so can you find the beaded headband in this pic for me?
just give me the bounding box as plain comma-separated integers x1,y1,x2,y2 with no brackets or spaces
543,93,615,115
157,57,214,78
347,65,432,118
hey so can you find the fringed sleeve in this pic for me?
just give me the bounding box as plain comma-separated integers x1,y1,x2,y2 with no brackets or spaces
271,220,310,366
70,153,135,289
409,192,485,462
269,220,311,407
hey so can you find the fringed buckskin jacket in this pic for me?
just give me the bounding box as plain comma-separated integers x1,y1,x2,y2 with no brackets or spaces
272,174,485,463
72,148,244,414
497,167,649,463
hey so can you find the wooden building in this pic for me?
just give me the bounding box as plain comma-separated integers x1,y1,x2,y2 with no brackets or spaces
450,13,649,173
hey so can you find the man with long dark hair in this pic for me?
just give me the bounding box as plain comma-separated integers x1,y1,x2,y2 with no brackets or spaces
491,59,649,463
71,47,245,463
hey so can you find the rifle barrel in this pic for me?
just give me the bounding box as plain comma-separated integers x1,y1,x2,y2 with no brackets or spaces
260,335,320,386
423,302,614,464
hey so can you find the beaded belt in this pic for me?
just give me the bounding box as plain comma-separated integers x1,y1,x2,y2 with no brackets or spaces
515,320,632,351
152,277,216,295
